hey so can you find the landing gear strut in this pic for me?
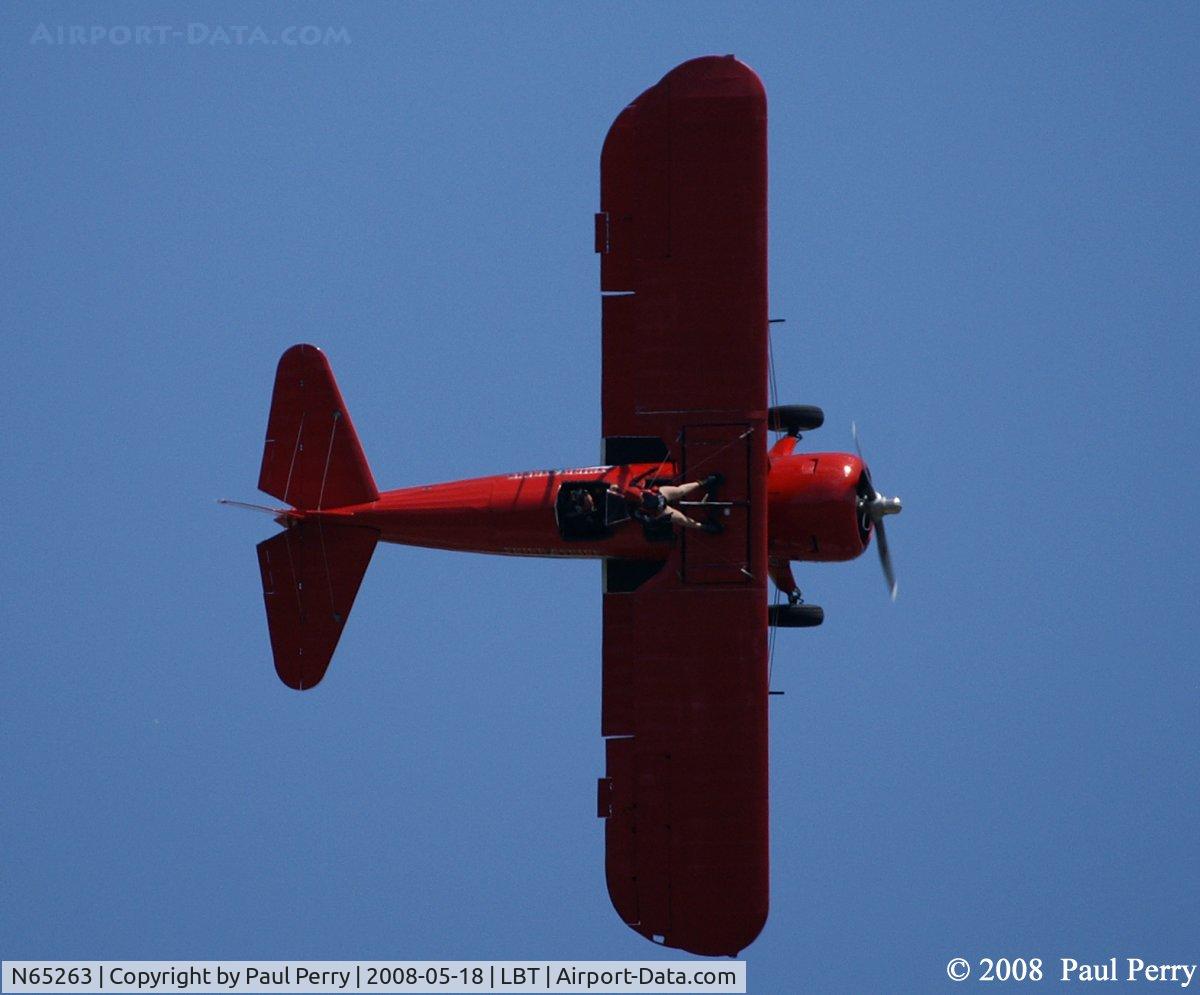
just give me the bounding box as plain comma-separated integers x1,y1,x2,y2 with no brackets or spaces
767,563,822,626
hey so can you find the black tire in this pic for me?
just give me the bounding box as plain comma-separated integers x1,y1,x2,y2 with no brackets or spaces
767,404,824,434
768,604,825,628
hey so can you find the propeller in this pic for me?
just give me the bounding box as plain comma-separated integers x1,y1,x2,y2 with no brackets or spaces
852,422,902,601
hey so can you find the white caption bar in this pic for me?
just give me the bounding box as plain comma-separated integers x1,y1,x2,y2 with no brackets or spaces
3,962,746,994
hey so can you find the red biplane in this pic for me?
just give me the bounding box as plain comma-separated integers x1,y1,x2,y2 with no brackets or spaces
230,56,901,957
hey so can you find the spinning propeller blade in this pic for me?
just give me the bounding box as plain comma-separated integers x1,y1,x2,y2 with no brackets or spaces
852,422,902,601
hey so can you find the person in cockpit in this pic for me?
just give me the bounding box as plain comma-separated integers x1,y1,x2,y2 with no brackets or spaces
571,474,724,533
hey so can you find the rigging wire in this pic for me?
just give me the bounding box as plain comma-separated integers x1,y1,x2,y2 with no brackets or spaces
767,581,781,689
766,319,780,687
768,323,780,413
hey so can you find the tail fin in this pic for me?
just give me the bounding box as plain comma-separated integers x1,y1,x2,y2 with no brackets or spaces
258,344,379,510
257,521,378,690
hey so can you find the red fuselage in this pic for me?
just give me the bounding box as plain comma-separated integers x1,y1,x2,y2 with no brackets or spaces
296,450,873,565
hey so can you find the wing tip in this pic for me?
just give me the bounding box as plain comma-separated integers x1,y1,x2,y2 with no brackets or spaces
627,912,768,958
660,54,765,101
606,55,765,139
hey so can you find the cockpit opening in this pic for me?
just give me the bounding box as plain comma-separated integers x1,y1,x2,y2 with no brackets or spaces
556,482,630,540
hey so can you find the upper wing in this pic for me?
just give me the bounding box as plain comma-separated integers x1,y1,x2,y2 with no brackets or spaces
601,596,768,957
598,55,767,447
596,56,770,957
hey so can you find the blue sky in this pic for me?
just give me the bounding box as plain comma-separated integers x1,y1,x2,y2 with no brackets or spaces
3,2,1197,991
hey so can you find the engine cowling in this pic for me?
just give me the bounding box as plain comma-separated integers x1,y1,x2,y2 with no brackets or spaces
767,451,872,562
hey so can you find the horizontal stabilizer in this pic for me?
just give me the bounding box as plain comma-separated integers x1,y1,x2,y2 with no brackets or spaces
258,344,379,510
256,522,378,690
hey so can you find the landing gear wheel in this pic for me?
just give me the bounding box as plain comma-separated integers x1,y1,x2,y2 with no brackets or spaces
768,604,825,628
768,403,825,434
768,405,824,435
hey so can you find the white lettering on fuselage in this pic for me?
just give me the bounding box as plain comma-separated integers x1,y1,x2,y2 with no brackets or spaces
505,467,612,479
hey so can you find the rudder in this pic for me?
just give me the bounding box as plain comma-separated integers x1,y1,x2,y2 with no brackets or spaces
258,344,379,510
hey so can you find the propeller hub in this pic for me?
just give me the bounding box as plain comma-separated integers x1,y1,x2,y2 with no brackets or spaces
876,495,902,517
858,493,902,520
